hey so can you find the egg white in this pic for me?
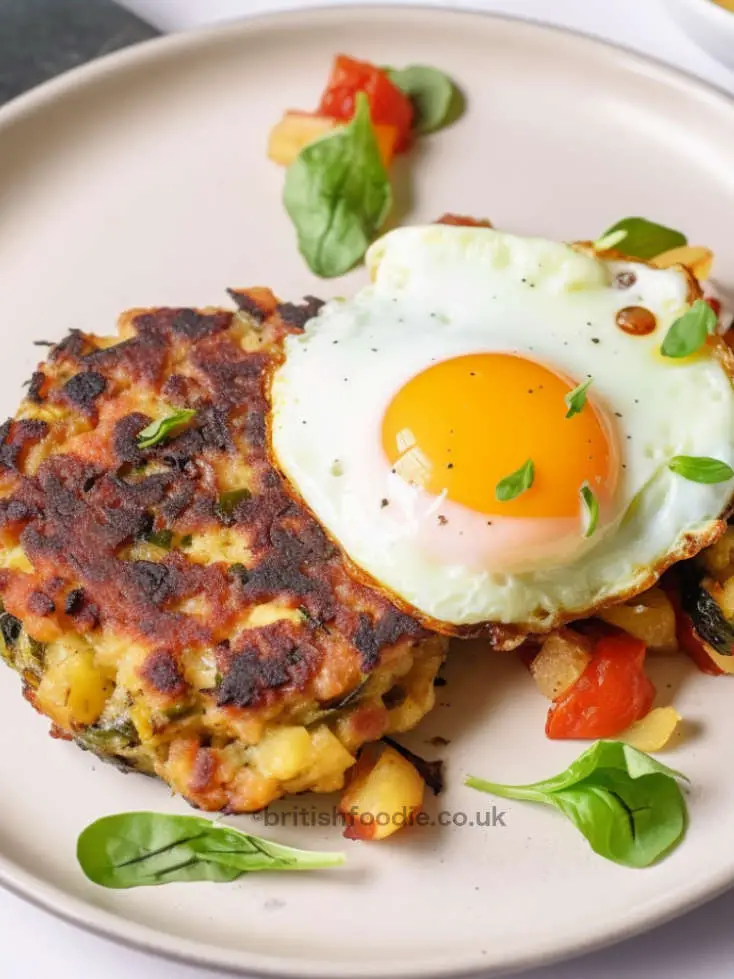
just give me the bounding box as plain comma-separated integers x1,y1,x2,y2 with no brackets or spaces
271,226,734,629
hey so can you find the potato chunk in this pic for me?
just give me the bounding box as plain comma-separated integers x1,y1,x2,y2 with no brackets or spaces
530,630,592,700
652,245,713,281
599,588,677,653
268,111,397,167
339,745,424,841
618,706,681,751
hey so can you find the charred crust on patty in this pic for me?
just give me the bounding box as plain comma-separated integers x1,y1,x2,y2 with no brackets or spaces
227,287,277,322
64,588,85,615
27,371,47,404
141,649,186,696
49,329,89,362
171,309,233,341
275,296,325,329
61,370,107,412
129,560,174,606
353,610,427,671
0,419,48,472
27,592,56,616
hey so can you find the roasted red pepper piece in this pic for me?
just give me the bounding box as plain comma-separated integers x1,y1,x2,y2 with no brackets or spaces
546,634,656,739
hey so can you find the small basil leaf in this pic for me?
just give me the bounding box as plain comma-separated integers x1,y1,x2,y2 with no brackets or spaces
386,65,458,134
580,483,599,538
77,812,345,889
283,92,392,278
660,300,717,359
668,455,734,484
565,377,593,419
137,409,196,449
466,741,687,868
598,217,687,260
495,459,534,502
592,229,628,251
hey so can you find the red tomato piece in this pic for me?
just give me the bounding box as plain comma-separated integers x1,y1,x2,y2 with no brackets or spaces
318,55,414,152
545,634,655,739
705,296,722,319
435,213,493,227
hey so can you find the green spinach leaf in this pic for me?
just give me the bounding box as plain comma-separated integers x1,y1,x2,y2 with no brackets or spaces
283,92,392,278
387,65,459,134
597,217,687,260
467,741,688,868
77,811,345,889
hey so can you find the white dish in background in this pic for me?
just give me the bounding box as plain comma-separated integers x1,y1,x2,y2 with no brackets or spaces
1,7,734,978
666,0,734,69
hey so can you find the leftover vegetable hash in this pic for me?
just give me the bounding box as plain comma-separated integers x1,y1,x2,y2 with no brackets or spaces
0,249,732,827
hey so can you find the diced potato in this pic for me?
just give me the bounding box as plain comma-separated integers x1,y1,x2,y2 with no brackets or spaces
385,640,445,732
530,631,592,700
245,601,303,629
185,528,252,566
36,635,112,728
618,706,681,751
599,588,677,653
268,112,337,165
339,745,424,841
716,576,734,620
0,545,33,573
268,111,397,168
652,245,714,281
702,527,734,581
283,725,355,794
251,725,314,781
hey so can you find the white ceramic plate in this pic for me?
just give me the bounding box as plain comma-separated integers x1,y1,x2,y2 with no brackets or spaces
1,7,734,978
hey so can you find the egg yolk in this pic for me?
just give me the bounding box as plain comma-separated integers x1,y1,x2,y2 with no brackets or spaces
382,353,615,518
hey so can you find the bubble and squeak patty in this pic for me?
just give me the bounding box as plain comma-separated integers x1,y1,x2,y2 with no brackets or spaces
0,291,446,812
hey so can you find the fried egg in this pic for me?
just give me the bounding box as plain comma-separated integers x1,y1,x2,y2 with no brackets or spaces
271,226,734,632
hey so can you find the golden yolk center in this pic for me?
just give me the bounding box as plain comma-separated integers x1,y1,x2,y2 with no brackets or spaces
382,353,614,518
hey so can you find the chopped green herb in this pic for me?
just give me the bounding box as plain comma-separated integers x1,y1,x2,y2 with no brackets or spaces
580,483,599,538
565,377,593,419
228,563,249,585
597,217,686,260
216,489,251,520
146,530,173,550
179,534,194,549
467,740,688,868
495,459,534,502
660,300,717,358
668,455,734,484
137,409,196,449
77,811,345,889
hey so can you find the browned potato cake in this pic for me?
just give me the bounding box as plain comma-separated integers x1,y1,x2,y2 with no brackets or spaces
0,289,446,812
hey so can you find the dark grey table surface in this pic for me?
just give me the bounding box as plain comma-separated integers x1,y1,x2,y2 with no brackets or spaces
0,0,158,104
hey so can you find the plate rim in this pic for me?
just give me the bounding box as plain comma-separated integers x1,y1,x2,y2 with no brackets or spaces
2,5,734,977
